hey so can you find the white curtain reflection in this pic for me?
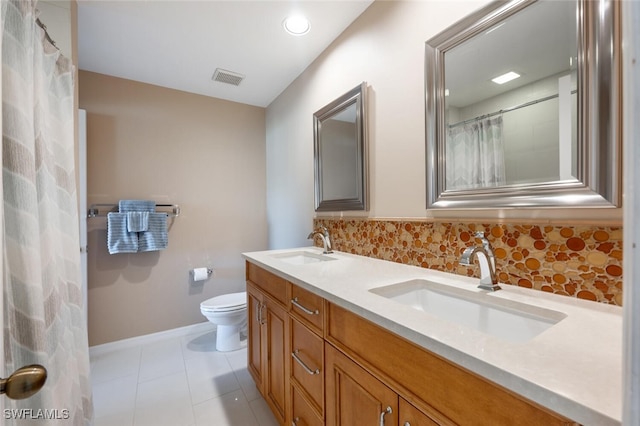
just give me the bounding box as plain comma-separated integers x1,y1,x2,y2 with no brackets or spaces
446,116,506,190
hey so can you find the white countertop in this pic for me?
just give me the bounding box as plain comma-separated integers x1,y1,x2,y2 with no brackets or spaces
243,247,622,426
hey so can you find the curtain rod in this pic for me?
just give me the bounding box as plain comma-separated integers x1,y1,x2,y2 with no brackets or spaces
35,18,58,50
448,90,577,128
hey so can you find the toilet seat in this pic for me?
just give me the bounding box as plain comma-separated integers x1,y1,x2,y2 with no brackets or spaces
200,292,246,312
201,305,246,314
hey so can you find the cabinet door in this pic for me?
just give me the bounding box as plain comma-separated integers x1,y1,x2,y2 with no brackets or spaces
247,283,264,390
265,297,288,425
325,344,397,426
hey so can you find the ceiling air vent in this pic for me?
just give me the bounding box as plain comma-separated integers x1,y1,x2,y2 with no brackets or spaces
212,68,245,86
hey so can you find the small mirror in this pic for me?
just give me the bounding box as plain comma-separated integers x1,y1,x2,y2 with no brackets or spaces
425,0,620,209
314,82,368,211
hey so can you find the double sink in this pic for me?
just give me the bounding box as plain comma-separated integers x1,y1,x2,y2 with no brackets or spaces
271,250,566,343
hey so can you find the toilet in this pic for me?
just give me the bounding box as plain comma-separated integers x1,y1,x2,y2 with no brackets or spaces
200,291,247,352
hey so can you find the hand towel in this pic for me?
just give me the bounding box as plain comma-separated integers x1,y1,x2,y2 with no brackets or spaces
126,211,149,232
138,213,168,252
118,199,156,213
107,212,138,254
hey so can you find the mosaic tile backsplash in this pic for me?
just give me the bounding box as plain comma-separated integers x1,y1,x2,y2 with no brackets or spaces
314,218,623,306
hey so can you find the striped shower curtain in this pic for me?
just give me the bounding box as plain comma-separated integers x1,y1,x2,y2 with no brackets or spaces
446,116,506,191
2,1,92,424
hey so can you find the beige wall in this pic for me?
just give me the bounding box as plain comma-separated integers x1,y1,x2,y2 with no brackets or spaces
266,0,622,249
79,71,267,345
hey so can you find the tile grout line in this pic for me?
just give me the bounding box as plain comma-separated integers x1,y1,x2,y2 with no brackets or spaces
132,344,143,426
181,334,199,425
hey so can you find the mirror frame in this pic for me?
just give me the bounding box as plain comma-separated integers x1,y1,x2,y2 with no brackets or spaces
425,0,621,210
314,82,369,211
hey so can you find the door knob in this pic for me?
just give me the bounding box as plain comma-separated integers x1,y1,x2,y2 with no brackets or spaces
0,365,47,400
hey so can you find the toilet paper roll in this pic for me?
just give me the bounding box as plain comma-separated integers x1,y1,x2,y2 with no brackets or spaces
191,267,210,282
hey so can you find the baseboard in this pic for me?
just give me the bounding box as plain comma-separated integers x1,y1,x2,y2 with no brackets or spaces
89,321,216,357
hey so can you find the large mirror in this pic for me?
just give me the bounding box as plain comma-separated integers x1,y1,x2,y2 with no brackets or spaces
314,82,369,211
425,0,620,209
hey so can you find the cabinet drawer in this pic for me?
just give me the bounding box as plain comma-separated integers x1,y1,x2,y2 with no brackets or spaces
246,262,287,305
292,384,323,426
290,317,324,414
400,397,449,426
290,284,324,334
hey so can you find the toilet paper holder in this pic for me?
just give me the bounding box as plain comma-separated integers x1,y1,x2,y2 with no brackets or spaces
190,268,213,276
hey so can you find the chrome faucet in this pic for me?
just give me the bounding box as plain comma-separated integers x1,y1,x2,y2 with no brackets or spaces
459,231,501,291
307,226,333,254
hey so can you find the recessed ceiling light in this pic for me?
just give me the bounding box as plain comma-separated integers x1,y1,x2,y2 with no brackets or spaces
491,71,520,85
283,15,310,36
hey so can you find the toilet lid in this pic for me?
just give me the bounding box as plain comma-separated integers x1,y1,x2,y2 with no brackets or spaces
200,292,246,311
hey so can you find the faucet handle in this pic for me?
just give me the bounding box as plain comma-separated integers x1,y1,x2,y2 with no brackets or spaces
474,231,496,266
474,231,491,246
321,226,333,252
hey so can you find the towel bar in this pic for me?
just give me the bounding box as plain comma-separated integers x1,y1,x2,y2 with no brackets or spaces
87,203,180,218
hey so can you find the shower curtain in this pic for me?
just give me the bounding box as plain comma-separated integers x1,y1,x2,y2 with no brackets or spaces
1,1,92,424
446,116,506,190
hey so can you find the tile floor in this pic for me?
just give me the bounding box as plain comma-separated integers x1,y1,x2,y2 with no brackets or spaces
90,327,279,426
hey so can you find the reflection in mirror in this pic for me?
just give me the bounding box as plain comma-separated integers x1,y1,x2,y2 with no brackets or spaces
320,105,358,199
425,0,620,209
314,82,368,211
445,0,577,190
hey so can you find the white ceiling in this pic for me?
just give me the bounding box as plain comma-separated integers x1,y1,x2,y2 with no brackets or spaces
445,0,576,108
77,1,374,108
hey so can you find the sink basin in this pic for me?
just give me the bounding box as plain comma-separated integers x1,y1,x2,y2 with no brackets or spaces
370,279,566,343
271,251,336,265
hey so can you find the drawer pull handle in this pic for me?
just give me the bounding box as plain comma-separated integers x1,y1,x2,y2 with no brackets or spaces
291,297,319,315
292,417,301,426
291,350,320,375
258,303,266,325
380,406,392,426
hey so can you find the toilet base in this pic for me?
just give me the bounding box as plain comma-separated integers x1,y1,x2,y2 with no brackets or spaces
216,324,244,352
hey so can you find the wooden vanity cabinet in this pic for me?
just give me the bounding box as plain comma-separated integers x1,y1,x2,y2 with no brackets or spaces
246,262,578,426
246,264,289,425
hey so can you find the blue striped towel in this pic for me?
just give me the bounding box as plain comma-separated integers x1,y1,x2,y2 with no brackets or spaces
107,213,138,254
138,213,168,252
118,200,156,212
126,211,149,232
